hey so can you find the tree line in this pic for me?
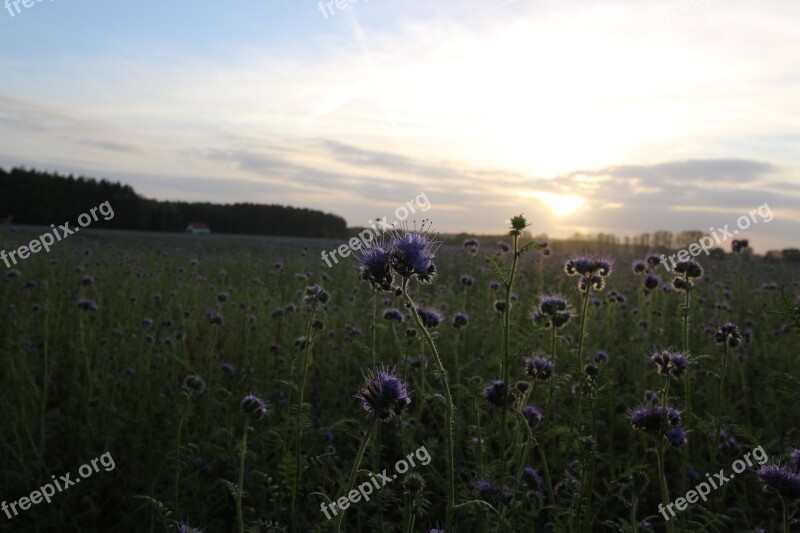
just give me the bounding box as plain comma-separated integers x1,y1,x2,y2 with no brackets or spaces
0,167,349,239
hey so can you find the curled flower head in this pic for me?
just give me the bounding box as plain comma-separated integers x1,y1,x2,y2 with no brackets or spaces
483,379,515,409
356,366,412,421
524,355,554,381
182,375,206,398
650,350,690,379
666,426,688,447
452,311,469,328
757,464,800,500
564,256,613,292
531,294,573,329
358,245,394,292
303,284,330,307
628,405,682,434
389,224,438,283
463,238,480,256
673,259,704,279
508,214,529,236
632,260,647,274
416,307,442,328
522,404,543,427
714,322,742,348
383,308,404,322
241,394,269,421
593,350,609,364
77,298,99,312
646,254,662,267
460,274,475,287
644,273,661,291
731,239,749,253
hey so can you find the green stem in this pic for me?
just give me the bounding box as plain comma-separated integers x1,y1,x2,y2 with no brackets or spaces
290,308,317,533
334,420,378,533
236,421,249,533
655,441,674,533
500,233,520,459
402,279,456,530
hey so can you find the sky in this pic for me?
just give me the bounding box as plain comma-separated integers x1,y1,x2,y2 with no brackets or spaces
0,0,798,251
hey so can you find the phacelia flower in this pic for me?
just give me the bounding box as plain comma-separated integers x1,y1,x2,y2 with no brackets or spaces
628,405,682,434
650,350,690,378
77,298,98,312
303,284,330,307
524,355,555,381
564,255,613,292
666,426,688,447
632,260,647,274
241,394,269,421
531,294,573,329
390,226,438,283
757,464,800,500
672,259,704,279
483,379,515,408
731,239,749,253
182,375,206,398
416,307,442,328
383,308,404,322
522,404,543,427
460,274,475,287
356,366,412,421
463,238,480,256
714,322,742,348
452,312,469,328
358,245,394,291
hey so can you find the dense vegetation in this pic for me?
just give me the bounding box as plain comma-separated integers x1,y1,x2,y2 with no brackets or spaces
0,218,798,533
0,168,348,239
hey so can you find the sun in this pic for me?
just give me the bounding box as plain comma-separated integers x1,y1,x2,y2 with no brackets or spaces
521,191,586,217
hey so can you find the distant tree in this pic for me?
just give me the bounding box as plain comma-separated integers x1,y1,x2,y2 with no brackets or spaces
782,249,800,263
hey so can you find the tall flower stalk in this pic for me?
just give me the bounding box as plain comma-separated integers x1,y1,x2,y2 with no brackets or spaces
334,366,411,533
238,395,269,533
356,223,458,529
290,285,329,532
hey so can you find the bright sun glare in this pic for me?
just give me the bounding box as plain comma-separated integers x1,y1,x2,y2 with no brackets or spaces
522,191,586,217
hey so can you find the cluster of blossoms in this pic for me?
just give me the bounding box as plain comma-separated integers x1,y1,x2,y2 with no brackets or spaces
241,394,269,421
669,258,704,292
731,239,749,253
628,405,684,446
356,366,412,421
524,355,554,381
359,225,439,292
714,322,743,349
303,284,330,307
530,295,573,329
483,379,515,409
564,255,613,292
463,238,480,256
650,350,690,379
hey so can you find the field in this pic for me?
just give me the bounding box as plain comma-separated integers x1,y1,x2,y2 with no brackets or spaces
1,222,799,533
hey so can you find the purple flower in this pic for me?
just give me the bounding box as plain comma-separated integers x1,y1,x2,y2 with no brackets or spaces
390,228,438,283
714,322,742,348
666,426,687,447
383,308,404,322
522,404,543,427
524,356,554,381
358,246,394,291
241,394,269,421
77,298,98,312
483,379,514,408
452,312,469,328
303,284,330,307
628,405,681,434
416,307,442,328
531,295,573,329
356,366,412,421
757,464,800,500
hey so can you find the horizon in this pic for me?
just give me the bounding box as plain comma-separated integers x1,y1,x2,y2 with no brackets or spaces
1,1,798,251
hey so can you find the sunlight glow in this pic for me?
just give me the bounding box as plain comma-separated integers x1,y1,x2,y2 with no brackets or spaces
522,191,586,217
